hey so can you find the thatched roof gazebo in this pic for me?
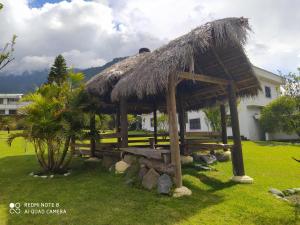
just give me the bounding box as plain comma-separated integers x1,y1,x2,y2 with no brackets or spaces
86,17,259,191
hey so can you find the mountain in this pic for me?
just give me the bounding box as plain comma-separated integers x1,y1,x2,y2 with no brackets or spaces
0,57,125,94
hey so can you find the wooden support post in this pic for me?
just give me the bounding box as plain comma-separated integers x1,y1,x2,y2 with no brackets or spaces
116,108,121,145
228,82,245,176
120,98,128,148
178,97,186,155
167,75,182,188
153,107,158,145
90,112,96,157
220,103,228,145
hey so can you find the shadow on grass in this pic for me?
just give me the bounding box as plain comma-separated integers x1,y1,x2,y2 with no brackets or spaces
184,168,236,192
0,154,226,225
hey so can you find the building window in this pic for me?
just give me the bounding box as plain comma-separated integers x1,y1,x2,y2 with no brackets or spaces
150,118,154,127
0,98,4,104
9,110,17,115
189,118,201,130
265,86,271,98
0,110,5,115
7,98,19,104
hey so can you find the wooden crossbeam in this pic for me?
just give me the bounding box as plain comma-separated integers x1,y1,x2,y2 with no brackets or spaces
178,72,229,85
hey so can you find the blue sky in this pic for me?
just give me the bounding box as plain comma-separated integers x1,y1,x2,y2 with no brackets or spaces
29,0,68,8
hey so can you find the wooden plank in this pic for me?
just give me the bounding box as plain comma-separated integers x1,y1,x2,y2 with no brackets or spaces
185,131,220,137
120,97,128,148
101,133,121,139
220,104,228,145
179,72,229,85
120,147,170,160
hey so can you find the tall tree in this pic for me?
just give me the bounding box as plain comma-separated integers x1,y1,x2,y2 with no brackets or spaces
47,54,68,85
0,4,17,71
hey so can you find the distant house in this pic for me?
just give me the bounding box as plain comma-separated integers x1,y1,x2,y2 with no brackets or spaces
141,66,297,141
0,94,27,115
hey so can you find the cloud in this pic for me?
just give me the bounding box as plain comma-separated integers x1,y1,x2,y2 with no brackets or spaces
0,0,299,75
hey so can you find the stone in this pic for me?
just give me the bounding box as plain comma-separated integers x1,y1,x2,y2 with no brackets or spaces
157,174,173,194
50,175,54,179
283,189,295,196
293,188,300,193
269,188,284,197
216,151,231,162
41,175,48,179
124,161,140,184
115,160,130,174
231,175,253,184
173,186,192,198
142,168,160,190
180,155,193,165
85,157,101,162
102,155,118,170
123,154,138,165
33,175,39,178
193,154,217,165
64,172,71,176
194,164,213,171
138,166,148,180
29,172,34,176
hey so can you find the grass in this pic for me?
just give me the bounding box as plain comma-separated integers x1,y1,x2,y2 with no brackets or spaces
0,131,300,225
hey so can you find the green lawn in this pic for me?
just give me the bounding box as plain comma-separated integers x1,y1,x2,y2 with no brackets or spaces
0,131,300,225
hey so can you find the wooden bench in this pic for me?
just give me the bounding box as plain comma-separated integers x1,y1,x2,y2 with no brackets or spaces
120,147,171,164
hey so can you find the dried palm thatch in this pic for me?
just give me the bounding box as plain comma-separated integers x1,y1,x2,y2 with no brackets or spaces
112,18,259,104
86,17,260,112
86,52,150,99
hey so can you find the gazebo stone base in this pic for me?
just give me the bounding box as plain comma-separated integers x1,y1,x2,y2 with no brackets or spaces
173,186,192,198
231,175,253,184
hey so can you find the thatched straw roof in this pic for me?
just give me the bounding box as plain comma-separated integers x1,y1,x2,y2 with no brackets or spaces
86,17,260,113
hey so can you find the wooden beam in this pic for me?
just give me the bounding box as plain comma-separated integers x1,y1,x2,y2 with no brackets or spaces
167,74,182,188
177,96,186,155
90,112,96,157
120,98,128,148
179,72,229,85
228,81,245,176
153,106,158,145
220,103,228,145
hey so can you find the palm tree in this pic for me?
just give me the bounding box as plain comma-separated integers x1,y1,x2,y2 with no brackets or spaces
8,71,86,174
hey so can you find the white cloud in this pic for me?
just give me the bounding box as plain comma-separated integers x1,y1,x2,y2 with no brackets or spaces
0,0,299,75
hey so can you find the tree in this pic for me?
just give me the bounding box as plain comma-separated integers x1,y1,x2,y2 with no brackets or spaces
260,95,300,138
203,106,221,132
280,68,300,97
47,54,68,85
0,4,17,71
8,71,86,174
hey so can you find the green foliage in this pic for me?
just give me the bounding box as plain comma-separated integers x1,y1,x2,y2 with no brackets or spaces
0,2,17,71
280,68,300,97
8,71,86,173
203,106,221,131
260,95,300,137
128,114,142,130
96,114,113,131
47,54,68,85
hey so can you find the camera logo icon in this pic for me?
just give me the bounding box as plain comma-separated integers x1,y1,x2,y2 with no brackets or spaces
9,203,21,214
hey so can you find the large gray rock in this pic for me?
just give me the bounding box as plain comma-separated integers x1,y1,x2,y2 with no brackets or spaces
173,186,192,198
102,155,118,170
269,188,284,197
157,174,173,194
142,168,160,190
138,165,148,180
123,154,138,165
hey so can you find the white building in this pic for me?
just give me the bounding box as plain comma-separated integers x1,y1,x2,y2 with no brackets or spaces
141,66,297,141
0,94,26,115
